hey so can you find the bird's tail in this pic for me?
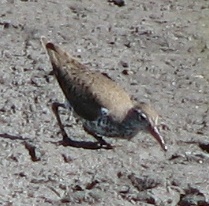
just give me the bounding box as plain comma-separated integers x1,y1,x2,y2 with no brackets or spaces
40,36,86,73
41,36,70,65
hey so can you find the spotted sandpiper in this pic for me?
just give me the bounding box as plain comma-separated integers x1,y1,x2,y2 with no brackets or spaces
41,37,167,151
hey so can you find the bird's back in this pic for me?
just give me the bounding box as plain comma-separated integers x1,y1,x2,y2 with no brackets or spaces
41,37,134,121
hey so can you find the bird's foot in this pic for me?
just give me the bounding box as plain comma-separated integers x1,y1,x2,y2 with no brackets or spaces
53,135,113,150
96,138,114,150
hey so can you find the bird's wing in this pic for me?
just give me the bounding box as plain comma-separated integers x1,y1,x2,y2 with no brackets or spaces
41,37,133,121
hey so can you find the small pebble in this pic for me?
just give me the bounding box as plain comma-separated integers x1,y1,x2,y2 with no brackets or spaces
108,0,125,7
120,61,129,68
122,69,133,75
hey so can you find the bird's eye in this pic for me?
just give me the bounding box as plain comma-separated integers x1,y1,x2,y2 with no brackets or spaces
139,113,147,121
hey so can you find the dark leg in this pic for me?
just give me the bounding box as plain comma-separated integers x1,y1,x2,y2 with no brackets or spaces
94,135,113,149
83,125,113,149
51,102,113,149
52,102,68,139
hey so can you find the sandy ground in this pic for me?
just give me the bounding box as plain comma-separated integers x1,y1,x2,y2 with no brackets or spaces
1,0,209,205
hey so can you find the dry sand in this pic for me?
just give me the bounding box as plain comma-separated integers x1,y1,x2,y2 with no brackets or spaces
0,0,209,205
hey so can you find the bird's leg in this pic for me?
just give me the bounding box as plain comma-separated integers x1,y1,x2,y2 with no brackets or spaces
94,134,113,149
51,102,69,141
83,125,113,149
52,102,80,145
52,102,112,150
52,102,68,139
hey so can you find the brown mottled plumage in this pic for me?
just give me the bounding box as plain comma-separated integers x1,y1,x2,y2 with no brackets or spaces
41,37,167,151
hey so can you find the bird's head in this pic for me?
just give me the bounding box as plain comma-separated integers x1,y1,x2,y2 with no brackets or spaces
133,102,167,151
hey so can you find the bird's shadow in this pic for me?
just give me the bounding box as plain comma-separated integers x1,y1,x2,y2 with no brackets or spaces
51,136,113,150
0,133,113,150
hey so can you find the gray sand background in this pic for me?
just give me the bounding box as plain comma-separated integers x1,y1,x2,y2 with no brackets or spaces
0,0,209,205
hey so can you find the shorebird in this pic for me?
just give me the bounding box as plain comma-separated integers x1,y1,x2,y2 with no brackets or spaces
41,37,167,151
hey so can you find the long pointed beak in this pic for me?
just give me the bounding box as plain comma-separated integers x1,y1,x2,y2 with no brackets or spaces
148,125,167,151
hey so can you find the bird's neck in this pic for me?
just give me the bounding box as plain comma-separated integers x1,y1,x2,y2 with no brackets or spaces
118,109,146,138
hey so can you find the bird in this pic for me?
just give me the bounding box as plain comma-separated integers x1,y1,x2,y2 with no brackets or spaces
41,36,167,151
